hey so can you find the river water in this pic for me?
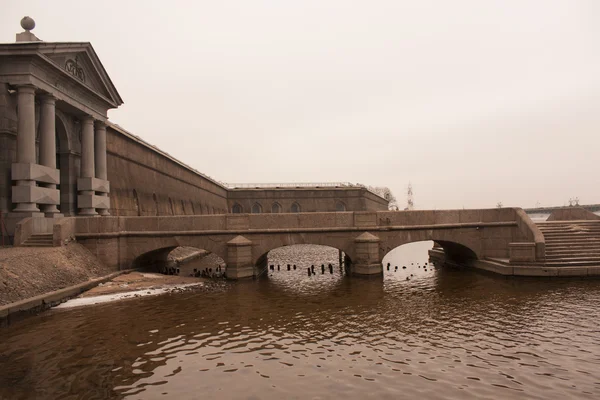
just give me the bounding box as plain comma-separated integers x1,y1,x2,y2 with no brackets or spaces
1,242,600,399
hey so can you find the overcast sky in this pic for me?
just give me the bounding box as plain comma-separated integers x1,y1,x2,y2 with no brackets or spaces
3,0,599,209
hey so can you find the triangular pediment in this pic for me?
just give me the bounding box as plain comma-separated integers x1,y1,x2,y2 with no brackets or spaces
39,43,123,108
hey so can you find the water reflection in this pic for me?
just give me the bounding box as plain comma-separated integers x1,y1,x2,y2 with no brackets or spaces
1,243,600,399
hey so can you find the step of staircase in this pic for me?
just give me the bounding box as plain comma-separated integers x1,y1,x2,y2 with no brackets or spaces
544,238,600,244
544,255,600,262
22,234,54,247
545,244,600,250
545,260,600,267
536,221,600,268
546,252,600,259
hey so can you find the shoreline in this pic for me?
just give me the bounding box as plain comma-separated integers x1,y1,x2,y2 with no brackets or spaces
3,245,600,326
0,269,132,326
0,271,212,325
428,249,600,277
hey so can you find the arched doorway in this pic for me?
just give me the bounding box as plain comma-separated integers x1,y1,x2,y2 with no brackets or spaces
55,113,76,216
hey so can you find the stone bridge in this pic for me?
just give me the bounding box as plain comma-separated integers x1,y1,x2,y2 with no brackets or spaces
38,207,544,278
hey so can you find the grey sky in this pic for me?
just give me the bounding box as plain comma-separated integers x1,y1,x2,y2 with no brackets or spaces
3,0,599,209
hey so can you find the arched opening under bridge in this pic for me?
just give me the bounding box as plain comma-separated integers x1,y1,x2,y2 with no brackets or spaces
253,244,353,292
132,246,226,279
381,240,477,279
254,244,352,278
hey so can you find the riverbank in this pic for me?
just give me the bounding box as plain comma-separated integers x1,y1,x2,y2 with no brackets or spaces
0,244,227,323
54,271,208,309
0,243,115,306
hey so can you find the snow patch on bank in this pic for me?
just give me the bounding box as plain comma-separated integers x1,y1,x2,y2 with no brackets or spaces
54,282,203,309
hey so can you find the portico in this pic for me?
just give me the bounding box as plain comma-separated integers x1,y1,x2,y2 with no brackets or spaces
0,17,123,226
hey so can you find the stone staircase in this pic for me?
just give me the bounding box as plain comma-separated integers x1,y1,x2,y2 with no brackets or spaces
21,233,54,247
537,221,600,267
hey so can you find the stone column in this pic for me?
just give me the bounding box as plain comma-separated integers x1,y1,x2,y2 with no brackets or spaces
94,121,110,216
38,94,60,215
79,116,97,215
13,85,39,213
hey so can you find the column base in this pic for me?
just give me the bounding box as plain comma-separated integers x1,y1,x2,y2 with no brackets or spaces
13,203,41,213
79,208,98,216
98,209,110,216
8,211,45,218
44,212,64,218
41,204,61,215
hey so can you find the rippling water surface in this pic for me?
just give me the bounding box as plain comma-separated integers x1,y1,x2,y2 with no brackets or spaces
2,242,600,399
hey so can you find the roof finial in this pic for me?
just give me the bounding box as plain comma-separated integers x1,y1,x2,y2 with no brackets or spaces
20,16,35,31
16,16,41,42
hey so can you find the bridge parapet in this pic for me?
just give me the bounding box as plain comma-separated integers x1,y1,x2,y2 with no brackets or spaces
64,207,545,277
71,209,532,235
375,208,518,226
514,208,545,263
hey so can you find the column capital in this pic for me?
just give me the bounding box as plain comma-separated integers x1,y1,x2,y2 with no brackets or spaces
94,120,107,129
39,93,57,104
16,84,36,94
80,115,94,125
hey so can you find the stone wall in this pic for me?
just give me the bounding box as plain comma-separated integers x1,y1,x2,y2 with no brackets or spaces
106,124,228,216
227,187,388,213
547,207,600,221
0,94,387,219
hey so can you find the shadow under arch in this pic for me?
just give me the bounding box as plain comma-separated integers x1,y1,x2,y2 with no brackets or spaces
382,239,477,265
132,244,227,274
132,245,177,270
434,240,478,263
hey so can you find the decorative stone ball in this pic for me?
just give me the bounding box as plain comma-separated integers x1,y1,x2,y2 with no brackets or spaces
21,16,35,31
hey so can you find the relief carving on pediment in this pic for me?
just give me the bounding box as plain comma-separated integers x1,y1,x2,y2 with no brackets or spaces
65,56,86,83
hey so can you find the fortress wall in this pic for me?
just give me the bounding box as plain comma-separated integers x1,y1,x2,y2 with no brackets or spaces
106,124,228,217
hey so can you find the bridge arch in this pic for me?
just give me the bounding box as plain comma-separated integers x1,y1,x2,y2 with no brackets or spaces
129,236,229,270
250,232,355,267
380,231,480,264
254,243,353,271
